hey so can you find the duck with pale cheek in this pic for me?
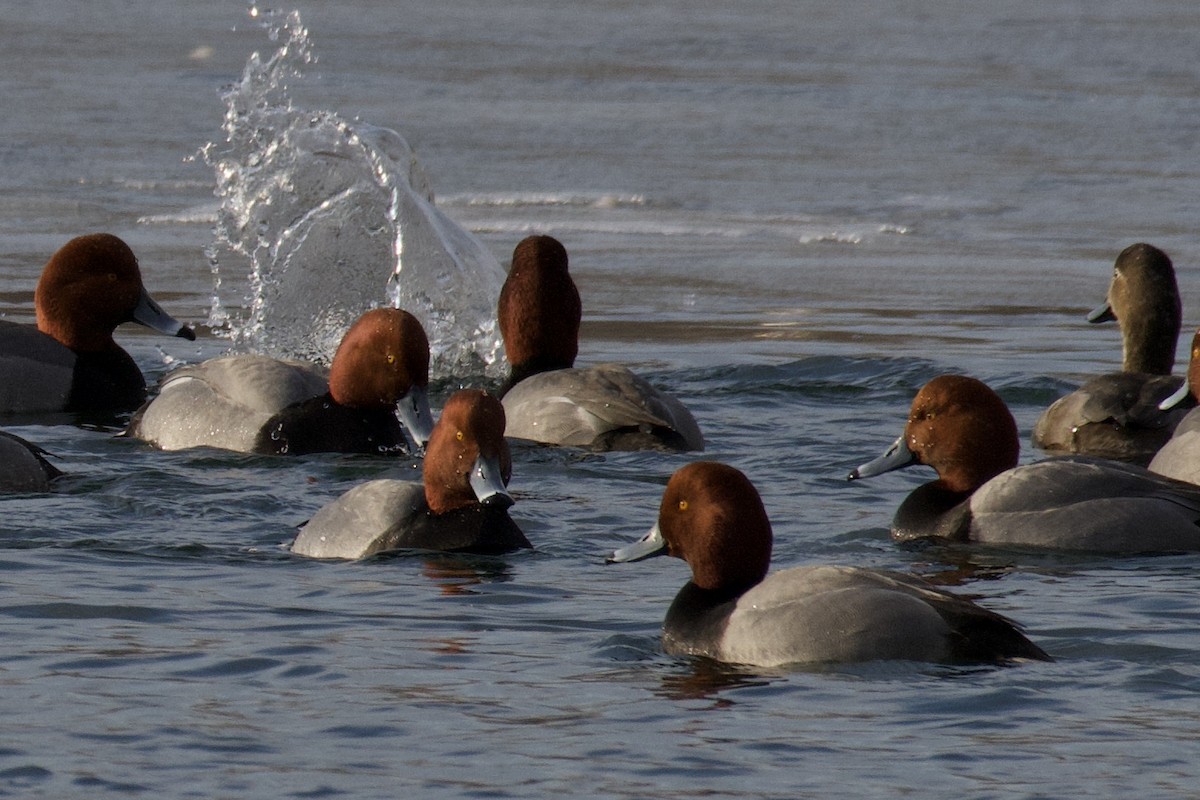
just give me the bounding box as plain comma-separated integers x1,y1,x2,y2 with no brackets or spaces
292,389,530,558
1033,243,1190,465
127,308,433,455
609,461,1049,667
851,374,1200,552
0,233,195,415
497,235,703,452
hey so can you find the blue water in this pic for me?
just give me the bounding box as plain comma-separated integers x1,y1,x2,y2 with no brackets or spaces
2,1,1200,797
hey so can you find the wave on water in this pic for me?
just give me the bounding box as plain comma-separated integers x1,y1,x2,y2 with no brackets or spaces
444,192,906,244
439,192,650,210
138,202,221,226
201,7,504,374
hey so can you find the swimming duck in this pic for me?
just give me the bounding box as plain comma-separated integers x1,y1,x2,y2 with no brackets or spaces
608,461,1049,666
850,374,1200,552
1032,243,1188,465
1147,328,1200,484
292,388,529,558
0,233,195,415
127,308,434,455
0,430,61,492
497,235,703,452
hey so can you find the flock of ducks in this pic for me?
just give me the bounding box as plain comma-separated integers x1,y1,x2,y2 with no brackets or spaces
3,233,1199,669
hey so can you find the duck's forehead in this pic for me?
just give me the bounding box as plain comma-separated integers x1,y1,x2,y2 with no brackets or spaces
908,385,982,425
445,392,504,433
910,386,950,415
350,310,399,340
470,400,506,435
67,234,137,271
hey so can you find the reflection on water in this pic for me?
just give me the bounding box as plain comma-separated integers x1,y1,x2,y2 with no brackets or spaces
419,555,516,596
420,636,475,657
654,659,775,704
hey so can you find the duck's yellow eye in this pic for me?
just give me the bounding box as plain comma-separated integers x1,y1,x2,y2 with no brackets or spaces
456,430,464,441
678,500,688,511
386,354,395,364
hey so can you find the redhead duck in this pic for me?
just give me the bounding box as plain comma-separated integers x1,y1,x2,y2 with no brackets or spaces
292,389,529,558
0,430,61,492
0,233,195,415
128,308,434,455
850,374,1200,552
608,461,1049,666
1033,243,1189,465
497,235,703,452
1147,328,1200,484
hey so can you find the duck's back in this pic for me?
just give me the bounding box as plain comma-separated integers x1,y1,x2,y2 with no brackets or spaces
293,478,529,558
293,479,427,559
130,355,328,452
1148,407,1200,485
668,565,1046,666
1032,372,1187,464
174,355,328,411
0,321,76,413
968,457,1200,552
502,364,703,451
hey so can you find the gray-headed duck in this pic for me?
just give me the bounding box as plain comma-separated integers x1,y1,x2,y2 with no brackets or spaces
609,461,1049,666
127,308,433,455
0,233,195,415
1033,243,1189,465
851,374,1200,552
497,235,703,452
292,389,529,558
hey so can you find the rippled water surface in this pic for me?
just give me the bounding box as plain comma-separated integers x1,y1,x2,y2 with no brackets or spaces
3,1,1200,797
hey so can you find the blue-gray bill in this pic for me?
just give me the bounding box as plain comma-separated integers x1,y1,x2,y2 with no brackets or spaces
397,385,435,448
606,523,667,564
847,434,917,481
133,289,195,340
471,452,514,509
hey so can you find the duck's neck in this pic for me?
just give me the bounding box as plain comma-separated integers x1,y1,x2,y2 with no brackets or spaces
253,393,408,456
399,503,531,554
499,358,572,397
1122,311,1178,374
67,349,145,412
892,483,973,544
662,581,746,658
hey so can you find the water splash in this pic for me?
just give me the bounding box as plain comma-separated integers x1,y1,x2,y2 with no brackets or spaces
203,7,504,374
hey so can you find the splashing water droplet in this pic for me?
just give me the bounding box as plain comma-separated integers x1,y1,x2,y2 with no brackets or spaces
204,8,505,375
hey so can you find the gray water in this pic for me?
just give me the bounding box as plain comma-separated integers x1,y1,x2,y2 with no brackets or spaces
3,1,1200,797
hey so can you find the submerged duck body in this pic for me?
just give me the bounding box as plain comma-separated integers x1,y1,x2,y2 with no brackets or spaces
851,374,1200,553
0,430,61,492
1033,243,1188,464
128,308,434,455
292,389,530,558
497,235,703,452
609,462,1048,667
0,233,195,415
